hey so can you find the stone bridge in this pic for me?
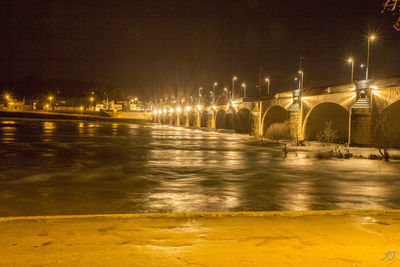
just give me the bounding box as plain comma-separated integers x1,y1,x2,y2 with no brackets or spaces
154,77,400,147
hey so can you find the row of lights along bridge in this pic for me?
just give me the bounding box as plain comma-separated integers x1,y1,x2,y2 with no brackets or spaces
154,34,377,116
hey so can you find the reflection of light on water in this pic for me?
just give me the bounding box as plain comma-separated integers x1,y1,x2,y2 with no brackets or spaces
334,180,389,210
146,185,241,212
280,180,312,211
87,123,95,137
1,125,16,143
78,122,84,135
112,123,118,135
223,151,243,167
41,121,56,156
1,121,16,125
42,121,55,142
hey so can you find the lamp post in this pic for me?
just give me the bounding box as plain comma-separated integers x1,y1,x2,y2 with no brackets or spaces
48,96,53,108
224,88,228,103
232,76,237,100
242,83,246,98
366,34,376,80
213,82,218,99
198,87,203,105
265,78,270,95
90,96,94,110
298,70,304,91
360,64,366,79
347,58,354,83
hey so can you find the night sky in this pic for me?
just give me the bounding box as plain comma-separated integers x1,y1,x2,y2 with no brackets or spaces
1,0,399,98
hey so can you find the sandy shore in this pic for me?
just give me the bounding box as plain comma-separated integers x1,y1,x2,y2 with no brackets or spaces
0,210,399,266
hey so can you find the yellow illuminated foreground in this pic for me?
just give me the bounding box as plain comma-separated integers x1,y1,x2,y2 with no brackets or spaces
0,210,400,266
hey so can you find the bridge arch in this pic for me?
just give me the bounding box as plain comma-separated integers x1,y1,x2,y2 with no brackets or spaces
216,110,225,129
172,113,179,125
179,113,185,126
234,108,251,133
261,106,288,136
378,100,400,147
166,114,173,125
200,111,208,127
303,102,349,143
188,112,196,126
224,109,234,129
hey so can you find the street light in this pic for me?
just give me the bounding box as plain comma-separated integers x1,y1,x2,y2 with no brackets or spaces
90,96,94,110
224,87,228,103
241,82,246,98
298,70,304,91
265,78,270,94
347,58,354,83
210,91,214,104
360,64,366,78
232,76,237,100
48,95,53,108
198,87,203,106
366,34,376,80
213,82,218,99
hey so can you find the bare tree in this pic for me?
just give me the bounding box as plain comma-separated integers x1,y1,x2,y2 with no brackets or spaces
265,121,291,141
373,98,392,161
317,121,338,146
382,0,400,31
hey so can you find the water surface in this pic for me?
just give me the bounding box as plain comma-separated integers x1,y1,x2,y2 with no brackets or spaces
1,119,400,216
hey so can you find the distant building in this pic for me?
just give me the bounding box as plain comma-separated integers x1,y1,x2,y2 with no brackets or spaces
114,104,123,111
95,104,104,111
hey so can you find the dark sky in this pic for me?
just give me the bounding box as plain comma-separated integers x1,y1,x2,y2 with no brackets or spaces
0,0,399,98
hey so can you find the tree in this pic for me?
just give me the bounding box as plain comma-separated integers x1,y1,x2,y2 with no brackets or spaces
265,121,291,141
317,121,338,146
373,98,392,161
382,0,400,31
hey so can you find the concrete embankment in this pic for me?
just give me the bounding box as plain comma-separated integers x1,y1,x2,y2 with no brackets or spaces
0,210,399,266
0,110,152,123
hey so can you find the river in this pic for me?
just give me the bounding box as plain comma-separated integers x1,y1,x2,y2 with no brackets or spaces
1,118,399,216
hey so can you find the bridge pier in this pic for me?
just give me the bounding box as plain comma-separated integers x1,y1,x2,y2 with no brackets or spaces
194,112,201,128
206,111,216,129
175,114,180,126
289,110,303,143
168,114,173,125
349,109,373,146
250,104,261,136
183,113,190,127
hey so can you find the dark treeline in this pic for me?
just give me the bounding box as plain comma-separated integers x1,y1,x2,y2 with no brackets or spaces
1,76,128,105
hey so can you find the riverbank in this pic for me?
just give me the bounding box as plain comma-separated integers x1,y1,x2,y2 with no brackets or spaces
287,142,400,160
0,110,152,123
0,210,399,266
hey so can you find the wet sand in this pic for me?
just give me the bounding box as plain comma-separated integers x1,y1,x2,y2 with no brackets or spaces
0,210,399,266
